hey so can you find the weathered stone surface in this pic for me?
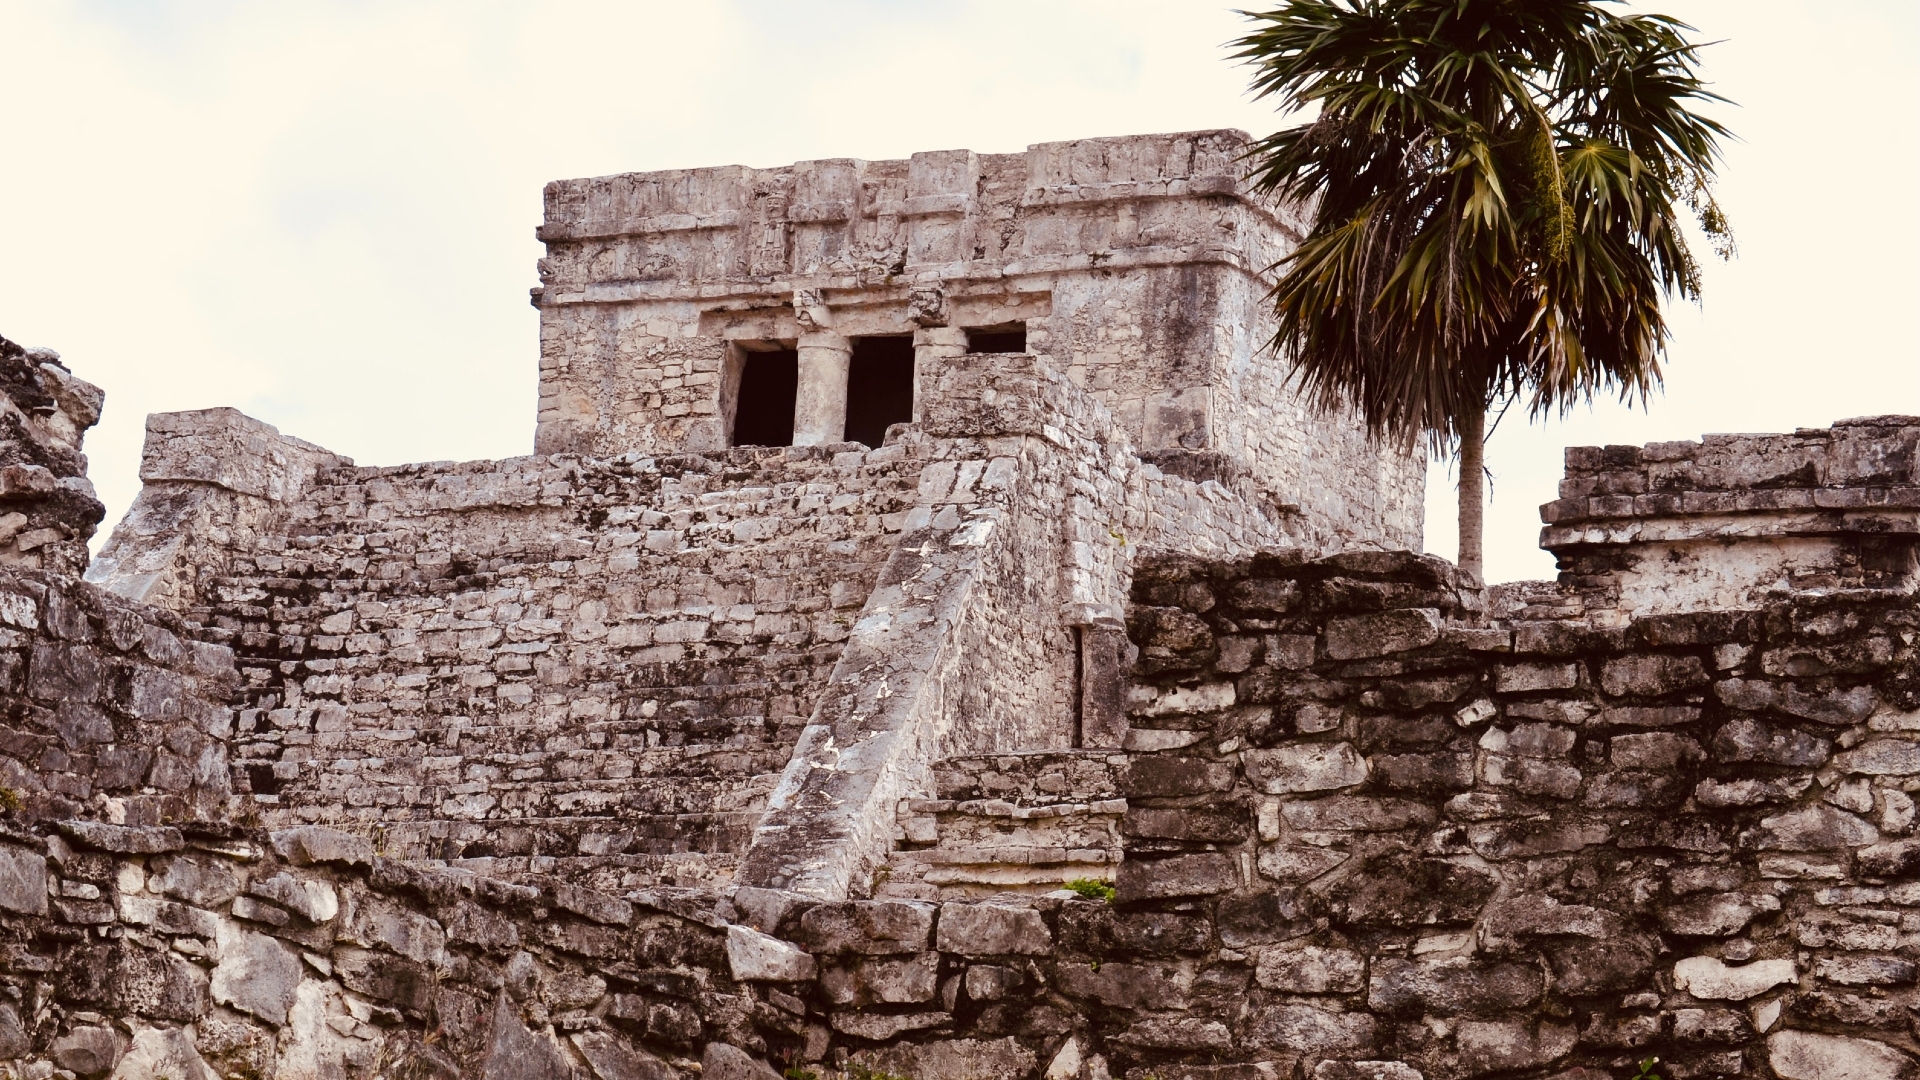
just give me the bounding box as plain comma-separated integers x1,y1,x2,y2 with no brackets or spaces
1367,956,1543,1016
853,1037,1037,1080
1256,944,1364,993
1114,1015,1236,1051
1248,1004,1376,1055
1244,743,1369,794
1280,796,1435,832
936,902,1050,955
0,842,48,916
110,1022,218,1080
821,951,939,1005
572,1031,679,1080
1324,609,1442,660
1749,805,1878,850
830,1010,951,1040
152,854,242,908
212,922,304,1025
0,1004,27,1061
58,820,182,853
795,901,934,955
52,1023,122,1077
963,964,1022,1001
1600,654,1708,697
727,923,816,981
1451,1018,1576,1075
1672,956,1797,1000
1312,1064,1421,1080
114,943,211,1021
1768,1030,1917,1080
1116,852,1239,900
271,825,374,867
1658,892,1779,936
481,994,574,1080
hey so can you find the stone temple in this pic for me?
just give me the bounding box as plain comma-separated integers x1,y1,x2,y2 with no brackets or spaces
0,130,1914,1080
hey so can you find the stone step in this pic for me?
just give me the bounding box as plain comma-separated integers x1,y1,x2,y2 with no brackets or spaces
880,779,1128,900
259,767,785,818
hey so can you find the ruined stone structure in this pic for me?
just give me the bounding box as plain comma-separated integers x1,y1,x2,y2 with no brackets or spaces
0,131,1912,1080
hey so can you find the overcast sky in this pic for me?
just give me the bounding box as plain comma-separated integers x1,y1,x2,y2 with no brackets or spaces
2,1,1915,582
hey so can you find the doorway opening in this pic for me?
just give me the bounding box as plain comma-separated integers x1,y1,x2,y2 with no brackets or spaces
731,347,799,447
843,336,915,448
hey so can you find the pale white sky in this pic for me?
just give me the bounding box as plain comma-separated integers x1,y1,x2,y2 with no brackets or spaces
2,1,1915,582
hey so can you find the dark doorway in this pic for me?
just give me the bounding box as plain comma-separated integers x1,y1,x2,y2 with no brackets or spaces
844,336,915,448
965,325,1027,354
731,348,798,447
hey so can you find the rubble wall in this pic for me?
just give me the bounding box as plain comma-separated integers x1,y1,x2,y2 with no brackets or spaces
8,542,1916,1080
1102,549,1919,1079
0,334,107,578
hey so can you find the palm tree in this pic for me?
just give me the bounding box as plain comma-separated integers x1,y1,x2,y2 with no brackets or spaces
1233,0,1733,584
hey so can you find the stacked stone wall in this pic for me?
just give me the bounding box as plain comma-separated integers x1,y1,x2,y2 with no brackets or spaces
1106,549,1918,1079
0,565,237,834
180,437,934,891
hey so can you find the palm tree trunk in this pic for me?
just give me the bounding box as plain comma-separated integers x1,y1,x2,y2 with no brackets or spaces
1457,403,1485,587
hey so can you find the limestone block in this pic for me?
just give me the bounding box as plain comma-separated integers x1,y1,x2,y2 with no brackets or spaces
114,943,210,1021
1256,944,1365,993
1313,1064,1421,1080
1116,852,1238,900
830,1011,950,1040
1768,1030,1917,1080
851,1037,1037,1080
963,965,1022,1001
52,1023,123,1077
271,825,375,867
794,901,935,955
56,821,183,854
0,1004,25,1061
1749,805,1878,851
1672,956,1796,1000
572,1031,679,1080
1323,609,1441,660
110,1022,218,1080
480,994,574,1080
249,872,340,924
1243,743,1368,794
936,902,1050,955
1247,1005,1375,1055
1657,892,1778,936
212,922,303,1025
139,408,345,501
151,854,242,908
0,842,48,916
1366,956,1544,1016
347,894,445,966
820,952,939,1005
1450,1019,1576,1075
726,924,816,982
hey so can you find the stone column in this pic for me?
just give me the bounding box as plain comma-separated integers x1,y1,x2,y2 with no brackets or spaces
1065,603,1131,749
911,327,968,423
793,332,852,446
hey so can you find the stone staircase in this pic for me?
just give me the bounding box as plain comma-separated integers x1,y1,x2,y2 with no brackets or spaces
876,751,1127,900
